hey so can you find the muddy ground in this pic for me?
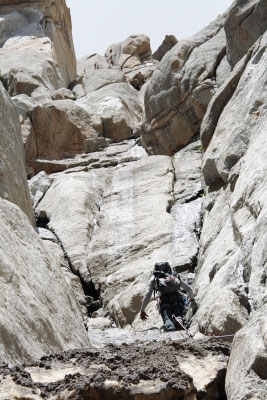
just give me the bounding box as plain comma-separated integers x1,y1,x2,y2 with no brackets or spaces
0,333,230,400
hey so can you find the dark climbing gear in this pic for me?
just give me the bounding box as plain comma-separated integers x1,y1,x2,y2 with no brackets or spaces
153,262,181,295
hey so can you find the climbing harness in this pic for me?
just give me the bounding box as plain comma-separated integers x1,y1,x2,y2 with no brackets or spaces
155,296,161,311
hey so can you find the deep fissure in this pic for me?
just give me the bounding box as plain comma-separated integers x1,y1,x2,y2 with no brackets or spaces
35,211,102,317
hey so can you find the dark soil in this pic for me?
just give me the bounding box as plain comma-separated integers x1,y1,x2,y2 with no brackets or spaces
0,338,230,400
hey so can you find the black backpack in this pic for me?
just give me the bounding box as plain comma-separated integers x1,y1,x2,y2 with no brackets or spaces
153,262,181,295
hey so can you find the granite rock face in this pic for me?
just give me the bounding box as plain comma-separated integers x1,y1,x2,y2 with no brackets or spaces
105,34,152,69
192,4,267,398
0,0,76,89
105,34,158,91
153,34,178,61
0,197,89,363
141,15,227,155
0,36,64,97
2,0,267,397
0,83,34,225
34,140,202,330
225,309,267,399
76,68,143,144
225,0,267,68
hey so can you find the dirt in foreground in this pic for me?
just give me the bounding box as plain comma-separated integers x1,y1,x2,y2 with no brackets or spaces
0,337,230,400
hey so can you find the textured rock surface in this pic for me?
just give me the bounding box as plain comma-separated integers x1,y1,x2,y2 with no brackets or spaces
193,21,267,400
77,54,110,76
0,0,76,88
0,83,34,224
2,0,267,396
153,34,178,61
30,99,105,160
76,68,143,143
28,171,53,209
106,34,152,69
34,140,202,329
141,15,227,155
225,0,267,68
225,309,267,399
104,34,157,91
0,36,64,96
0,198,89,363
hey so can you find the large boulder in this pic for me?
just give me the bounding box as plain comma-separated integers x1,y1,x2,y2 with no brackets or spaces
105,34,152,69
76,69,143,143
225,0,267,68
153,34,178,61
0,0,76,87
141,15,228,155
105,34,158,91
30,99,106,160
0,198,89,364
226,308,267,399
0,83,34,224
0,36,63,96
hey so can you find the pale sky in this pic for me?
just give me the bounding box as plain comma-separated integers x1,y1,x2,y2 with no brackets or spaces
66,0,234,60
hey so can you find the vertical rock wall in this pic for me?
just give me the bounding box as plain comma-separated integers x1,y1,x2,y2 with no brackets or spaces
0,83,35,225
193,1,267,398
141,15,228,155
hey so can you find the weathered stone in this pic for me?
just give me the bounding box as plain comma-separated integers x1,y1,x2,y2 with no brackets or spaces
30,99,106,162
215,55,232,87
37,227,57,242
12,94,38,176
34,140,202,329
28,171,53,209
36,171,104,286
77,70,143,144
192,28,267,398
30,139,146,174
202,34,266,184
0,0,76,86
77,54,110,78
72,83,86,99
123,60,158,91
105,34,152,69
226,309,267,399
0,36,63,96
153,34,178,61
141,15,227,155
0,198,89,364
80,69,126,95
201,44,254,152
225,0,267,68
43,240,88,316
0,83,34,225
52,88,76,100
86,316,113,330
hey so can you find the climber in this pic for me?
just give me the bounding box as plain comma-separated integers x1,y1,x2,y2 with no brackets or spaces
140,262,197,332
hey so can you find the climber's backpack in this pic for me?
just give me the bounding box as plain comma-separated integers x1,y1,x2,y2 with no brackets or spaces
153,262,181,295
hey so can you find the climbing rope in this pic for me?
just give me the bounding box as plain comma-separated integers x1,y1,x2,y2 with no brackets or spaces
172,314,236,339
207,333,236,339
172,314,193,337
